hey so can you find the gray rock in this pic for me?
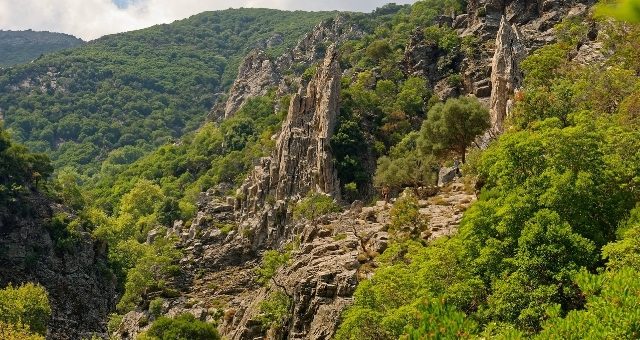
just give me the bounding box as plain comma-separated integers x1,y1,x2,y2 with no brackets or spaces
489,17,526,132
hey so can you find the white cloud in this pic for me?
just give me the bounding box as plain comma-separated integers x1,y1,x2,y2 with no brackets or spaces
0,0,417,40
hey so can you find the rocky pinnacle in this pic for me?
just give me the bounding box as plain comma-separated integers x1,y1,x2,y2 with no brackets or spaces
489,16,526,132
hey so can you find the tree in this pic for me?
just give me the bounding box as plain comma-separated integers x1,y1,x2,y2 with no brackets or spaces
419,97,489,163
374,132,438,193
0,283,51,336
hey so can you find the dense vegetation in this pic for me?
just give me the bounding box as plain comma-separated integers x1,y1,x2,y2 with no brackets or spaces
0,123,52,208
0,283,51,339
0,9,336,176
337,10,640,339
0,30,83,67
139,313,220,340
331,1,467,199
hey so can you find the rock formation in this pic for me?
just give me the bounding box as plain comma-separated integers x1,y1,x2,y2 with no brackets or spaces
236,44,341,216
213,15,363,120
115,44,343,340
0,193,116,339
222,50,279,119
456,0,593,101
489,17,526,132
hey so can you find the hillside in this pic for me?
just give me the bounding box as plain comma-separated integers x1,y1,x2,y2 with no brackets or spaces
0,9,338,176
0,30,83,67
2,1,640,339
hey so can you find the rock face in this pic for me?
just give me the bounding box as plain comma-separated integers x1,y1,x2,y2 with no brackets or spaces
222,50,279,119
213,15,363,120
0,194,116,339
115,45,344,340
489,17,526,131
403,27,463,91
457,0,593,102
236,44,341,218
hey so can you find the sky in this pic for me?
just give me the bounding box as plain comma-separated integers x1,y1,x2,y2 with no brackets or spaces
0,0,418,41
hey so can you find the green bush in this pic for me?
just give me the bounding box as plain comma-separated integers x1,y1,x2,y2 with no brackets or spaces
292,193,341,221
389,192,428,238
257,291,291,331
0,321,44,340
256,250,291,285
402,298,477,339
149,298,164,318
141,313,219,340
0,283,51,336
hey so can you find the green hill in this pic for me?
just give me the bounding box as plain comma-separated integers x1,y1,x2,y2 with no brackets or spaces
0,9,337,175
0,30,83,67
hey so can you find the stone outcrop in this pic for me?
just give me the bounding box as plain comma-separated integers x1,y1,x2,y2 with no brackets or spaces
489,17,526,132
0,193,116,339
222,50,279,119
116,178,475,340
213,15,363,120
456,0,593,100
403,27,463,91
236,44,341,218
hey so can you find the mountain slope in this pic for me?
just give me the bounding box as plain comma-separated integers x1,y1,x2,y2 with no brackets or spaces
0,30,83,67
0,9,337,175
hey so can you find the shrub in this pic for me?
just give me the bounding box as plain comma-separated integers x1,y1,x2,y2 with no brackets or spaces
141,313,219,340
149,298,164,318
107,313,124,334
256,250,290,285
292,192,341,221
0,321,44,340
257,291,291,331
389,192,428,238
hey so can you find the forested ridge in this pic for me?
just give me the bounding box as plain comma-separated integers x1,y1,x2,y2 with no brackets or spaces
0,9,336,176
0,30,83,67
1,1,640,339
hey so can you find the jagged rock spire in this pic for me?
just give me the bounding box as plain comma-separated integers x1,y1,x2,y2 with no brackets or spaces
489,16,526,132
236,44,341,216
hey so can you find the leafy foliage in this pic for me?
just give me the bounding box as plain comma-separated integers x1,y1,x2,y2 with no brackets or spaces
338,11,640,338
256,250,291,285
0,9,336,175
419,96,490,163
0,283,51,336
292,193,341,221
402,298,477,339
0,30,83,67
257,291,292,331
0,321,44,340
389,192,428,239
88,94,283,216
332,0,468,200
374,132,438,193
140,313,220,340
596,0,640,22
0,124,53,206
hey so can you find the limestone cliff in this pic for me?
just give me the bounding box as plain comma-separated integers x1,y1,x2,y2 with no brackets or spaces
0,194,115,339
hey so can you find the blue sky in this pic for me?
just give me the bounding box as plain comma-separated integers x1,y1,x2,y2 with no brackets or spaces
0,0,418,40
